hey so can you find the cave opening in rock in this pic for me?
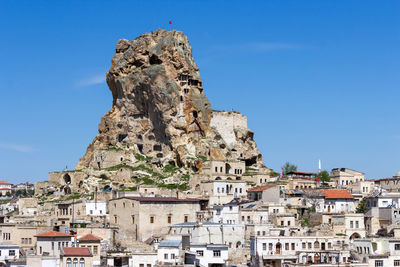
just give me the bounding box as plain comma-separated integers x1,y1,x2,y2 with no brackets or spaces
63,174,71,185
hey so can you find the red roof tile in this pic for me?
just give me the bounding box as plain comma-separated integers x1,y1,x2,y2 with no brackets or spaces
248,185,276,192
35,231,72,238
78,234,102,242
62,247,92,256
0,181,12,185
321,189,354,199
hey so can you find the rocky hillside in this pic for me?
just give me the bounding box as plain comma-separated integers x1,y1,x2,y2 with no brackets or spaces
76,29,266,175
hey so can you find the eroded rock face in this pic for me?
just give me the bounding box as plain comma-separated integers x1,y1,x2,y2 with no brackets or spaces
76,29,266,174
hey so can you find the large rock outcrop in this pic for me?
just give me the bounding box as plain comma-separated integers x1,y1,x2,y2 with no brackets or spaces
76,29,266,174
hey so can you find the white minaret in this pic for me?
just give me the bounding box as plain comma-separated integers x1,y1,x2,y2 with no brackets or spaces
318,159,321,173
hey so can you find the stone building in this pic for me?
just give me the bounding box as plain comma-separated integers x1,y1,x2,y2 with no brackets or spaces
60,247,93,267
35,231,73,257
330,168,365,188
199,180,247,205
108,196,201,246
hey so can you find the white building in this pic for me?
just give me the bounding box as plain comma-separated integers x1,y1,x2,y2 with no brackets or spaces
85,200,107,216
251,235,350,266
314,189,356,213
0,244,20,264
213,199,250,224
157,240,182,265
190,243,228,267
130,252,157,267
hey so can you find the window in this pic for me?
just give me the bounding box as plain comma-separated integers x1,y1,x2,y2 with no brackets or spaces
375,260,383,267
262,231,266,236
114,216,117,223
9,250,15,256
308,243,312,249
123,202,126,208
395,244,400,250
350,221,353,228
73,258,78,267
213,250,221,257
184,215,188,222
394,260,400,266
171,253,175,259
90,210,93,214
281,221,284,226
285,243,289,250
291,243,295,250
196,250,204,256
263,243,266,250
79,258,85,267
93,246,98,255
140,265,144,267
269,243,273,250
132,215,135,224
302,242,306,249
288,221,291,226
314,241,320,249
215,167,218,172
150,216,154,223
356,221,359,228
164,254,168,260
168,216,172,224
52,242,54,250
257,231,260,236
66,258,72,267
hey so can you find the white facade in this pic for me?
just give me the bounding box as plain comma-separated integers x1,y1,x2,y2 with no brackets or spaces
252,236,350,265
190,244,228,267
213,204,240,224
0,244,19,263
157,246,181,265
315,198,356,213
85,201,107,216
212,181,246,197
130,253,157,267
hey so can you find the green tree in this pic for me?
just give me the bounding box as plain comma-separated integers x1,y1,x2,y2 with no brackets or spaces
317,170,330,184
356,199,367,213
282,162,297,175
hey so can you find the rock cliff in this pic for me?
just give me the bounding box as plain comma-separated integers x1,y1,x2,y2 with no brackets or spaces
76,30,266,175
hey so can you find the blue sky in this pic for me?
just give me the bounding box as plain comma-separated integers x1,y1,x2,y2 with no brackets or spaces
0,0,399,183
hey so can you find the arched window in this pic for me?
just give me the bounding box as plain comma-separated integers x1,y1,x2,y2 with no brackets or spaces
73,258,78,267
314,241,320,249
66,258,72,267
79,258,85,267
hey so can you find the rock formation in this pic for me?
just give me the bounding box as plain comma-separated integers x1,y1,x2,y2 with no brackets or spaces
36,29,269,196
77,29,265,172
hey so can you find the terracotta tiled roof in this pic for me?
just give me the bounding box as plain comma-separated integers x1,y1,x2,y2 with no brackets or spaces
35,231,72,238
62,247,92,256
78,234,102,242
0,181,12,185
321,189,354,199
248,185,276,193
126,197,200,202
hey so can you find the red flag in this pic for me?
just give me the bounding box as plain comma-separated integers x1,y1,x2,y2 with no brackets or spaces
282,169,284,179
169,21,172,24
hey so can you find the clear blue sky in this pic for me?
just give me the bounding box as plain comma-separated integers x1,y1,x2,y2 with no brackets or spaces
0,0,399,183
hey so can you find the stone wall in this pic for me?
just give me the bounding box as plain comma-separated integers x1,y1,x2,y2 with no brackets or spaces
210,111,247,148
